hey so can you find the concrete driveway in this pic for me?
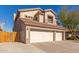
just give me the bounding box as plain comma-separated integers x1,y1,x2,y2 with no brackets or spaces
0,40,79,53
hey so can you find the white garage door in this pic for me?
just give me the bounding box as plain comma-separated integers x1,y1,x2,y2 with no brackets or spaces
30,31,53,43
55,32,62,41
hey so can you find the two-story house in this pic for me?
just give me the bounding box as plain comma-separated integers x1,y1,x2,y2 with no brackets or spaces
13,8,65,44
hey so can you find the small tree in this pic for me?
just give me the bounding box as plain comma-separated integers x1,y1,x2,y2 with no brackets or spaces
59,6,79,40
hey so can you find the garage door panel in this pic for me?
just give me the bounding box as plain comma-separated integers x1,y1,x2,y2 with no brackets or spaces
30,31,53,43
55,32,62,41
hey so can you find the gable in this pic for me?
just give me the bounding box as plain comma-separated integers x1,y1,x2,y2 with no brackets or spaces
44,10,57,25
45,9,56,17
45,11,56,21
45,11,56,17
34,10,43,17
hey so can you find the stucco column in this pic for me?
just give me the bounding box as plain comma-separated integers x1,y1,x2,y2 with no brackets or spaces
53,31,55,41
62,31,65,40
26,26,30,44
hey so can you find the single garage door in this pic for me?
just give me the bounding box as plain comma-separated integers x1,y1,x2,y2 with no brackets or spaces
30,31,53,43
55,32,62,41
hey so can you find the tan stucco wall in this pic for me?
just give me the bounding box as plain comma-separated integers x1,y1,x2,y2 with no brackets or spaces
39,15,43,23
20,26,26,43
13,19,26,43
19,10,39,18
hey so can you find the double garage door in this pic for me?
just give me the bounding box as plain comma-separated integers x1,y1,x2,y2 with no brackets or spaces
30,30,63,43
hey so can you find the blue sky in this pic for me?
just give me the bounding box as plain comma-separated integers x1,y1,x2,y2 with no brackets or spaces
0,5,78,32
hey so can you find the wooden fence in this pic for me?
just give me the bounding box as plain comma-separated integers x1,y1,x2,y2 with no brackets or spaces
0,31,19,42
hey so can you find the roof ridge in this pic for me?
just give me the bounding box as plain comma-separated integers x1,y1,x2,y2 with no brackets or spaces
18,7,43,12
44,9,56,15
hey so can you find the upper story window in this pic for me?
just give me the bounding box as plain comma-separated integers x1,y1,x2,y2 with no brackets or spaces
34,16,39,22
48,15,53,23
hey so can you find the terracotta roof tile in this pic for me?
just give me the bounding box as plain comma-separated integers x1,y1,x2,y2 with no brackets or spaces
20,18,66,30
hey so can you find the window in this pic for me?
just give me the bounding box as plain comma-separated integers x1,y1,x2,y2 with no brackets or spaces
48,15,53,23
34,16,39,22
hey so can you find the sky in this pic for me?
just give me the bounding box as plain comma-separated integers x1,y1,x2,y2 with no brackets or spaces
0,5,78,32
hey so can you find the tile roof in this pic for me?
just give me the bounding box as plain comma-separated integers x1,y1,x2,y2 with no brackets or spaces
20,18,66,30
